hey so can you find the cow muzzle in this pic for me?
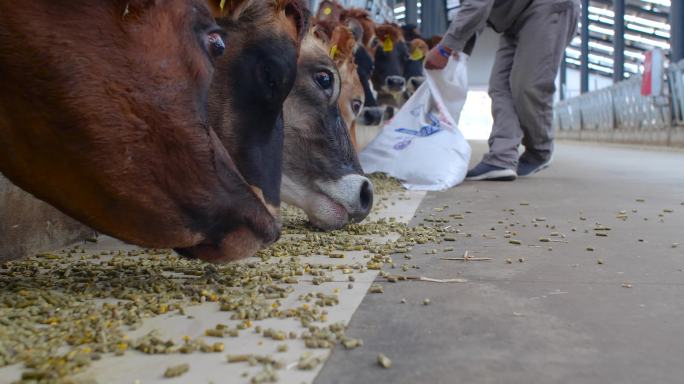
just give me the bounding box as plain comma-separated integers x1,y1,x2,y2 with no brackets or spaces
311,174,374,229
175,219,281,263
384,76,406,93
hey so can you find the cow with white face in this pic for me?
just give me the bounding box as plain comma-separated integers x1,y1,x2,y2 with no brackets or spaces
281,31,374,230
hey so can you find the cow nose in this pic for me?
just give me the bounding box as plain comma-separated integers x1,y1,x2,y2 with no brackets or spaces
410,76,425,89
362,107,384,125
385,76,406,90
173,219,281,263
355,179,373,217
346,176,374,222
262,220,282,246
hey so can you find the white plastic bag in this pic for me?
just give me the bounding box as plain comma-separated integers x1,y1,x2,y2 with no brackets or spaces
360,55,472,191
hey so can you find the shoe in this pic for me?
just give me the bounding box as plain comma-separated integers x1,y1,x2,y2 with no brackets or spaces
517,152,552,177
466,162,517,181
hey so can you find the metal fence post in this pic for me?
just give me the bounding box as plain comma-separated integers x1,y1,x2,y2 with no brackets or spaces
613,0,625,83
580,0,590,94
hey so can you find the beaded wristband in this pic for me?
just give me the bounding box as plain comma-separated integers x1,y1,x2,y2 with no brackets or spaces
438,45,452,58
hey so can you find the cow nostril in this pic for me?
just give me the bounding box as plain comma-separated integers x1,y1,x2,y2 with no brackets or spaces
272,228,282,244
359,180,373,212
386,76,406,88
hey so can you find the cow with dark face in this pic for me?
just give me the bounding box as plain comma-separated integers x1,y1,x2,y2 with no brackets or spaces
372,23,409,107
0,0,291,262
183,0,309,262
404,38,430,97
281,31,373,230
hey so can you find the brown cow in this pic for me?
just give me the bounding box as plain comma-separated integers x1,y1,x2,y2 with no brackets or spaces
316,0,344,23
340,8,377,55
312,19,365,146
329,25,365,149
281,31,373,230
339,8,385,124
0,0,301,263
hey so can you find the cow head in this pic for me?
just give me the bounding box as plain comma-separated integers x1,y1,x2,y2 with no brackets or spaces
316,0,344,22
185,0,309,262
329,25,365,149
339,9,383,124
372,23,409,95
341,8,377,55
281,31,373,230
404,38,429,96
0,0,285,262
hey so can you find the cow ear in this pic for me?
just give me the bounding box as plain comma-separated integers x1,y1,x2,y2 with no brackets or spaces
205,0,248,17
205,0,222,16
332,26,355,60
118,0,157,19
278,0,312,44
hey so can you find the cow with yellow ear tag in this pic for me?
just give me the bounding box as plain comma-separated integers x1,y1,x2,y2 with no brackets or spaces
404,38,430,98
315,0,343,22
371,23,409,107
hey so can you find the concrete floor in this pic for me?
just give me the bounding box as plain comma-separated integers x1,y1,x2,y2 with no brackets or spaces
316,141,684,384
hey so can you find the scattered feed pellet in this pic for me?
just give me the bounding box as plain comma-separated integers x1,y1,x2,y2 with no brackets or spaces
164,363,190,378
0,174,442,382
377,354,392,369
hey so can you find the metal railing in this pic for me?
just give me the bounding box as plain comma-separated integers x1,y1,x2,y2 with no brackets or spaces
554,59,684,145
668,60,684,125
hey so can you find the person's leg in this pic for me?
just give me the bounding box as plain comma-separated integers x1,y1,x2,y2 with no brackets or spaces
481,34,524,170
510,0,579,175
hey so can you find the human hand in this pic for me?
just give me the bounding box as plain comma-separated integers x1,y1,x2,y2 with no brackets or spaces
425,45,457,70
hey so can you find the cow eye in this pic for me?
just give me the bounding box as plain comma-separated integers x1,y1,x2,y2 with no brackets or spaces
206,32,225,58
370,37,380,49
351,99,363,115
314,71,334,96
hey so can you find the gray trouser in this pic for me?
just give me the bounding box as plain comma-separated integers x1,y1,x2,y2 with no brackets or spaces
483,0,579,169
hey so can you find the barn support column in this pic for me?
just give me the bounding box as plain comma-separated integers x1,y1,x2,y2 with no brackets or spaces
580,0,590,93
672,0,684,62
613,0,625,83
421,1,447,38
406,0,418,25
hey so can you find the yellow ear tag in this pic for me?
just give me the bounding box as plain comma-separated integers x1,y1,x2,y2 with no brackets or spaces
219,0,226,11
323,7,332,15
410,49,425,61
330,44,339,59
383,36,394,52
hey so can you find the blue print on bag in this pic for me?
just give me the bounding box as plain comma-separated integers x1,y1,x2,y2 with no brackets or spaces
393,138,412,150
394,113,442,137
